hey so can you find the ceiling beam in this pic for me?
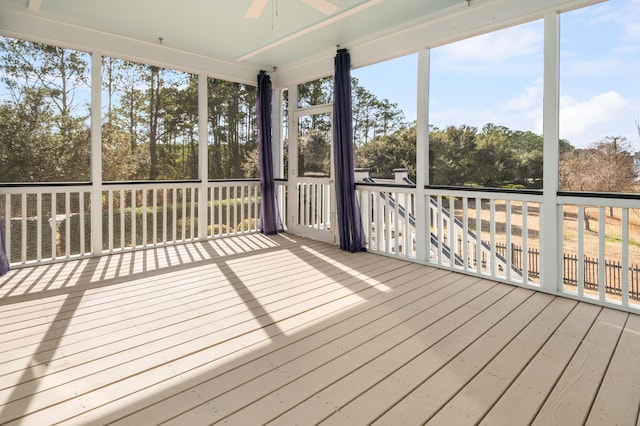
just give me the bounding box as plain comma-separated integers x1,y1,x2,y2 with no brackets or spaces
28,0,42,12
237,0,385,62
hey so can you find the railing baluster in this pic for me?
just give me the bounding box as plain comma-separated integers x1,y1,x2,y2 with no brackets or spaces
404,192,410,257
191,187,196,239
36,193,42,261
226,186,231,234
449,196,455,267
598,206,606,300
80,192,85,256
522,202,529,285
490,199,496,277
212,187,217,236
131,190,136,249
50,192,56,260
506,200,512,281
152,189,158,245
21,193,27,263
426,193,431,263
162,188,167,244
394,191,400,255
462,197,469,271
437,195,443,266
108,190,113,251
173,188,178,242
373,191,380,252
240,185,246,233
4,195,10,264
180,188,187,241
65,191,71,257
120,189,125,250
577,204,584,297
142,189,148,246
622,208,629,306
475,197,482,275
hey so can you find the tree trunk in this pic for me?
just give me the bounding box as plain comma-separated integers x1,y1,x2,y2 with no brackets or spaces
584,206,591,232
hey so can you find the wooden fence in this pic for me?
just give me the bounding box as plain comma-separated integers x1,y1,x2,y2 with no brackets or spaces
456,238,640,301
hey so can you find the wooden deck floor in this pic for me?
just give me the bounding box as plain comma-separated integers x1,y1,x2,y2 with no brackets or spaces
1,233,639,425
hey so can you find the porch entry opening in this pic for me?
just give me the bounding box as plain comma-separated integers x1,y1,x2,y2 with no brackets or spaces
293,106,336,244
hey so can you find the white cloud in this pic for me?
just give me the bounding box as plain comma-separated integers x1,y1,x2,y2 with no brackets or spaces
559,91,630,147
437,22,543,67
588,0,640,40
501,80,542,112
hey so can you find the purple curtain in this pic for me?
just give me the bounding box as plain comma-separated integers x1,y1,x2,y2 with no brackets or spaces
0,217,9,275
333,49,366,252
257,70,282,235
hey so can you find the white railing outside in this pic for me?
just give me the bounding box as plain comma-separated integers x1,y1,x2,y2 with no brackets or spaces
357,184,416,259
425,188,542,288
295,178,332,233
3,179,640,313
1,185,92,265
102,182,203,252
1,180,262,265
357,184,542,287
276,180,288,232
558,194,640,310
205,180,261,238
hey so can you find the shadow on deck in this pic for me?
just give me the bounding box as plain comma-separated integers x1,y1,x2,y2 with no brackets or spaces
0,233,639,425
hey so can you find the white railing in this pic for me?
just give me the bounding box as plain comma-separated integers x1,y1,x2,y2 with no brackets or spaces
4,179,639,313
276,179,288,232
295,178,332,233
357,184,416,259
1,180,263,266
1,184,92,265
558,193,640,310
102,182,202,252
358,183,640,312
358,183,543,287
425,187,542,288
204,180,261,238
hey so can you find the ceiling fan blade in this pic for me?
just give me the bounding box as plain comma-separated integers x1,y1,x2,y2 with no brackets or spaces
245,0,269,19
301,0,339,16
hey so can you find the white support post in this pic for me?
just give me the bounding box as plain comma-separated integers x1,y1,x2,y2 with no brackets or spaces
198,74,209,240
287,85,299,233
415,48,430,262
90,52,103,255
272,88,283,179
540,10,561,292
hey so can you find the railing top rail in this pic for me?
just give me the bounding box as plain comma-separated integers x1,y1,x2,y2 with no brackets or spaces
558,191,640,208
0,184,92,194
103,179,200,186
425,186,543,202
207,179,260,183
356,182,416,190
426,185,542,196
296,177,332,184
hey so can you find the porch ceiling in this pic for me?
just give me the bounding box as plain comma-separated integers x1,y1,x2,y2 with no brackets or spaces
0,0,465,69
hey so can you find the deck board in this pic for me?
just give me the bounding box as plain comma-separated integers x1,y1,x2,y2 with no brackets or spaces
0,233,639,425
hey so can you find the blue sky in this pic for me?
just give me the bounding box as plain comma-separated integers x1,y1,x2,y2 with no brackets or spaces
352,0,640,150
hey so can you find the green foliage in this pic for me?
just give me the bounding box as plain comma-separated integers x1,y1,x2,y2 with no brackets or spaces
356,126,417,180
358,122,545,189
236,218,257,232
0,36,91,182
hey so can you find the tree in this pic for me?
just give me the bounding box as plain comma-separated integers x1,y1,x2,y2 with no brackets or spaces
560,136,636,230
0,36,91,182
357,126,416,181
429,125,477,186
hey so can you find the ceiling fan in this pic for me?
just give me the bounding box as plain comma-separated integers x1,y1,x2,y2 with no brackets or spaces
244,0,340,19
